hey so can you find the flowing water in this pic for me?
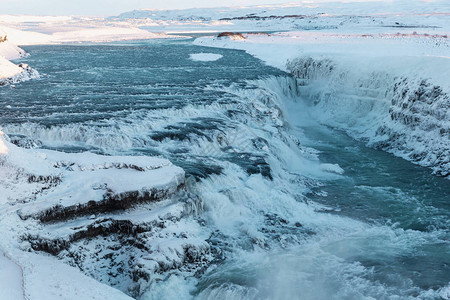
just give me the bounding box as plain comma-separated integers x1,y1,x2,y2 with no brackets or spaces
1,39,449,299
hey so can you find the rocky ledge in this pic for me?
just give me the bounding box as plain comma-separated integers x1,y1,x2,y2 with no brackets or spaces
0,132,211,298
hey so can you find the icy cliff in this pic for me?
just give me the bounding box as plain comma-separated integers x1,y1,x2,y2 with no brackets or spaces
195,27,450,177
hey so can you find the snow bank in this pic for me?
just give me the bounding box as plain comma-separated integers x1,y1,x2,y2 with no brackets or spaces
0,61,39,85
0,40,38,85
0,26,53,46
0,251,23,300
189,53,223,62
0,31,39,84
21,253,134,300
0,25,171,45
0,32,22,79
0,38,26,60
0,56,22,79
0,132,185,220
51,27,168,44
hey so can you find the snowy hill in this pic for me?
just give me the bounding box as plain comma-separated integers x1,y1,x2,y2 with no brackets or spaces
113,0,450,33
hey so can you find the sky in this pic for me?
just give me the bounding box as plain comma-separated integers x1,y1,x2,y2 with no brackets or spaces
0,0,309,16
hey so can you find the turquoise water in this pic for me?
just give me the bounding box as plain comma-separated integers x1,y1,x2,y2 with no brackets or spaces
296,121,450,293
1,39,448,299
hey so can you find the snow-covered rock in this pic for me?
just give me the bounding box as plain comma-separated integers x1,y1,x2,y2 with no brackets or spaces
0,34,38,85
0,131,210,298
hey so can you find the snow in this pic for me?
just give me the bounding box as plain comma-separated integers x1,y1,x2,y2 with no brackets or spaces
189,53,223,62
0,39,25,60
0,26,53,46
0,130,186,299
113,0,450,35
0,251,24,300
0,16,182,46
0,56,22,80
21,253,134,300
0,1,449,298
0,33,38,83
51,27,168,44
0,132,185,219
0,34,27,81
192,4,450,176
194,31,450,75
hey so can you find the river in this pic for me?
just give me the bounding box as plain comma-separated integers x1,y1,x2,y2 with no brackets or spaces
0,38,448,299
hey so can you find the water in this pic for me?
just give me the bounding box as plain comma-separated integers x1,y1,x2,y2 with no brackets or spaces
287,106,450,294
1,39,449,299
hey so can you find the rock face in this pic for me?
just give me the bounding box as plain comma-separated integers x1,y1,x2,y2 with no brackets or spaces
0,132,211,297
217,32,246,40
0,33,7,43
377,78,449,176
287,56,450,177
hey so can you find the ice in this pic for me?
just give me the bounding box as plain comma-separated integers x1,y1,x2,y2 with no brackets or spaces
189,53,223,62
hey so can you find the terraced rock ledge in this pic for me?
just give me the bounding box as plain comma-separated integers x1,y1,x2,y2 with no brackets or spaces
0,132,210,297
